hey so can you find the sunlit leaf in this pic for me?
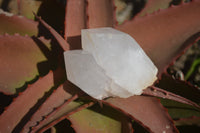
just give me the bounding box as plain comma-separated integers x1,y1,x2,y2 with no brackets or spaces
0,35,52,94
0,13,38,36
69,104,132,133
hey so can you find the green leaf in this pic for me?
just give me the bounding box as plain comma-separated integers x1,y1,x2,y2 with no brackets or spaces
69,104,132,133
0,13,38,36
137,0,172,17
161,99,200,120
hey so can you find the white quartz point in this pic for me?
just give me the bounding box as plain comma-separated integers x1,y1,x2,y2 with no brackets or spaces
64,50,131,100
81,27,158,96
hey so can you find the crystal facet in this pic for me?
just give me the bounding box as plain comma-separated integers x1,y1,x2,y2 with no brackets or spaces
64,27,158,100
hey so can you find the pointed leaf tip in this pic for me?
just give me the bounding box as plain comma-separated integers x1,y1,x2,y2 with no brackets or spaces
34,13,69,51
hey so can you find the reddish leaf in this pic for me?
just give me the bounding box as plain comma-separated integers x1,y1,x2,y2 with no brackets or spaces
0,71,55,133
116,1,200,74
64,0,86,50
29,80,86,133
64,0,86,39
36,102,94,133
22,84,73,133
0,35,51,94
64,0,115,49
87,0,115,28
103,2,200,132
0,13,38,36
136,0,172,17
1,1,200,133
69,104,133,133
104,96,178,133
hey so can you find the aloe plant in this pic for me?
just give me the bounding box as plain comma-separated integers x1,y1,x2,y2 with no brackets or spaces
0,0,200,132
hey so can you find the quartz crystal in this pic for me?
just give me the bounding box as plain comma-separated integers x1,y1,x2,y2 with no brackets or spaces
64,27,158,100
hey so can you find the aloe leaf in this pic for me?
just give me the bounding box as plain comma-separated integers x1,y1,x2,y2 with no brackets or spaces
157,74,200,104
65,0,86,38
0,35,52,94
0,71,55,133
104,96,178,133
136,0,172,17
69,104,133,133
87,0,115,28
161,98,200,120
0,13,38,36
22,84,73,133
116,1,200,75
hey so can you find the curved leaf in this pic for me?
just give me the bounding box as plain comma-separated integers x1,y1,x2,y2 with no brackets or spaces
104,96,178,133
0,35,51,94
116,1,200,74
22,84,72,133
0,71,55,133
26,81,82,133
